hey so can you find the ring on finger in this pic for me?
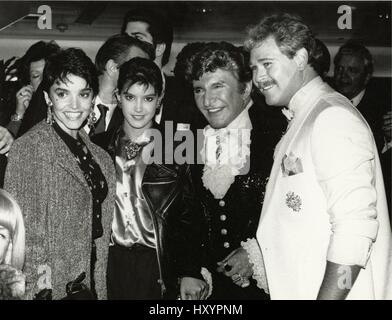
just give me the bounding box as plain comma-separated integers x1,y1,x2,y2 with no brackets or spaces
241,278,251,288
232,273,242,282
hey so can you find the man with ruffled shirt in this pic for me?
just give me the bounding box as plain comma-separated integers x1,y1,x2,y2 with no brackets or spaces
184,42,282,299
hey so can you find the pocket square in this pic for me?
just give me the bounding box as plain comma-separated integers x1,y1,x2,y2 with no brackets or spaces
281,152,303,177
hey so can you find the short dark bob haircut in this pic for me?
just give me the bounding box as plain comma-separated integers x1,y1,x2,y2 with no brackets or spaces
117,57,163,97
41,48,99,96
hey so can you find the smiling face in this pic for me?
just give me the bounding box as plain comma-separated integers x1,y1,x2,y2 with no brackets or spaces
48,74,94,138
0,225,11,264
192,69,248,129
250,36,301,107
334,54,369,100
119,82,159,137
30,59,45,92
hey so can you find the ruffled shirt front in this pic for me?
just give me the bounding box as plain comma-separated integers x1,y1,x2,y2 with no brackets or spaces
200,101,253,199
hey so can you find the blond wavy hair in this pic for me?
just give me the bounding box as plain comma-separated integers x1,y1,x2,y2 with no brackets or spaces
0,189,25,270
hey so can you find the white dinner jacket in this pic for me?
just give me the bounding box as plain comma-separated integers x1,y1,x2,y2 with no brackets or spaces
257,78,392,300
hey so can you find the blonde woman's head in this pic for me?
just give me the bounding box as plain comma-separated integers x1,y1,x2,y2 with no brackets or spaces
0,190,25,270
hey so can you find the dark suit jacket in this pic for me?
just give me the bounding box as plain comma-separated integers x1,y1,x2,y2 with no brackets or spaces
161,75,207,130
356,90,386,152
0,98,8,187
88,105,123,138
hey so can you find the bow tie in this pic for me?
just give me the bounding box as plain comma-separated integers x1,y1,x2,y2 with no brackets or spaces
281,107,295,121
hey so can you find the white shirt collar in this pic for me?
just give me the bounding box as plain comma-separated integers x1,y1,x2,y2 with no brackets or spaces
83,95,117,134
288,76,324,117
382,140,392,154
154,71,166,124
350,89,366,107
227,100,253,130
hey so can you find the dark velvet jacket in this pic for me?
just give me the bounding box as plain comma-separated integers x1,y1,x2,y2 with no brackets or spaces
192,102,285,271
92,123,205,298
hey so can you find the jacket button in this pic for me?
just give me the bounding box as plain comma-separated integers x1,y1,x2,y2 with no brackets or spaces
220,214,227,221
219,200,225,207
221,228,227,235
223,242,230,248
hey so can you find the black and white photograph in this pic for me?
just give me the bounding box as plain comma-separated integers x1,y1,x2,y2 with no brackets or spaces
0,0,391,306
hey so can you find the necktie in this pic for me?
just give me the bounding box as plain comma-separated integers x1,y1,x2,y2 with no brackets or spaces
216,135,222,162
94,104,108,135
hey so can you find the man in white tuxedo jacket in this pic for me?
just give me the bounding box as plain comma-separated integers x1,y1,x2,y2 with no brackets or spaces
245,13,391,299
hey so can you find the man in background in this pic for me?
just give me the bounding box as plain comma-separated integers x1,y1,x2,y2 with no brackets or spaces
333,41,385,151
121,8,201,129
88,34,154,136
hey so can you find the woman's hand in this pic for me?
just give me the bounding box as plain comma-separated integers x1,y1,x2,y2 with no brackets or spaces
15,84,34,117
180,276,209,300
0,264,26,300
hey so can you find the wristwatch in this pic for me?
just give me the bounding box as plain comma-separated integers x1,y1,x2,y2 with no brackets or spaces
10,113,24,121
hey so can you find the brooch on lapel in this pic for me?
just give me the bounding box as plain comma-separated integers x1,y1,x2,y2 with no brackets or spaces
286,191,302,212
281,152,303,177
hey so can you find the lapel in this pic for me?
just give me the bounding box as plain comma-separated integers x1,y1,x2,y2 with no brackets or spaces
259,81,334,224
106,106,123,132
80,129,108,178
51,125,90,191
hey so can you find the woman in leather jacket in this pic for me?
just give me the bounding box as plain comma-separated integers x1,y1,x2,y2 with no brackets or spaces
93,57,209,300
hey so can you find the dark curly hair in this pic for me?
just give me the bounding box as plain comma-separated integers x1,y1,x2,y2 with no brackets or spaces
17,40,60,86
173,42,206,81
95,34,155,75
117,57,163,96
244,13,317,69
184,42,252,91
41,48,98,96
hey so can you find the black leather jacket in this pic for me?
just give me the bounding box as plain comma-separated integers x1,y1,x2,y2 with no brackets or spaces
92,123,204,298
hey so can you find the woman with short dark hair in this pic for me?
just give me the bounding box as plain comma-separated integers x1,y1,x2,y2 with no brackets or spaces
4,48,115,300
93,57,209,300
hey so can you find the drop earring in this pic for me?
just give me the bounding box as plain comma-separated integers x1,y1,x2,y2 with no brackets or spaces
155,101,162,115
87,104,98,129
46,103,53,125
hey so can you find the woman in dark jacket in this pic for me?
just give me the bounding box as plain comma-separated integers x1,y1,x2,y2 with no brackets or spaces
93,57,209,300
5,48,115,299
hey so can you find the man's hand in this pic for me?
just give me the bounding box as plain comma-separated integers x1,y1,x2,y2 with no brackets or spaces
0,126,14,154
15,84,33,117
382,110,392,142
217,247,253,287
180,277,209,300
